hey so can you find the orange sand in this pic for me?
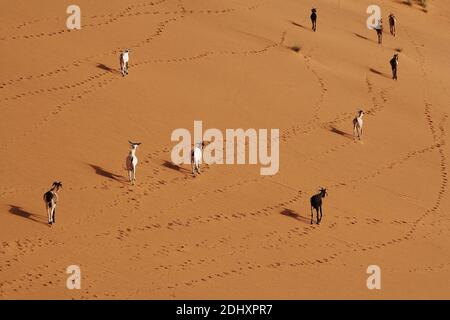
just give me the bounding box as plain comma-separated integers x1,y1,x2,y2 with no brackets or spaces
1,0,450,299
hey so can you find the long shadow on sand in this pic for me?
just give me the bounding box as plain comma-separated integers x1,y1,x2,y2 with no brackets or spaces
289,20,309,30
88,164,127,183
396,0,428,12
8,205,48,226
280,209,311,224
328,126,354,140
369,68,391,79
354,32,374,42
162,161,191,174
96,63,120,74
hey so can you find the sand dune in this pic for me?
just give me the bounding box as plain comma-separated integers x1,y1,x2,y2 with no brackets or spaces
1,0,450,299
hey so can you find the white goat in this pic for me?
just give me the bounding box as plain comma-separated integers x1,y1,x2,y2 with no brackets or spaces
43,181,62,225
191,141,206,177
353,110,364,140
126,141,141,185
120,49,130,76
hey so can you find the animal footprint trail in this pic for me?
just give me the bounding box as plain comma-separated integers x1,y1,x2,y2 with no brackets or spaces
0,71,110,105
302,52,328,124
2,29,286,154
96,138,443,248
340,113,448,254
400,24,450,239
0,23,285,153
0,0,264,42
332,143,440,188
0,0,170,41
0,16,181,90
1,0,168,34
0,76,119,153
133,30,287,68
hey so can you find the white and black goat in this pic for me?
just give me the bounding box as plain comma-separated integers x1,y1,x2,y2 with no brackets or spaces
43,181,62,225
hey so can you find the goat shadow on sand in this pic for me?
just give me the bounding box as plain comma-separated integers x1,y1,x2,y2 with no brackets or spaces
354,32,374,42
280,209,311,225
369,68,391,79
397,0,428,12
88,164,127,183
289,20,309,30
328,126,354,140
96,63,120,75
8,205,48,226
162,161,191,175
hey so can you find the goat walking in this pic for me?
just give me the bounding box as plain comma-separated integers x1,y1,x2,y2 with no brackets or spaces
43,181,62,225
126,141,141,185
310,188,327,225
310,8,317,32
120,49,130,76
375,19,383,44
353,110,364,140
191,141,211,177
389,13,396,36
191,141,206,177
390,54,399,80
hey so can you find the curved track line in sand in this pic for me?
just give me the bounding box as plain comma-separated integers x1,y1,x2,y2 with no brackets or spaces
3,7,449,296
0,51,389,208
1,0,168,33
302,49,327,123
0,31,286,156
0,137,443,294
1,24,280,106
304,76,391,162
0,71,110,104
0,0,265,41
85,116,447,291
0,17,180,89
78,27,449,289
0,76,119,153
402,24,449,235
70,137,442,249
0,0,266,88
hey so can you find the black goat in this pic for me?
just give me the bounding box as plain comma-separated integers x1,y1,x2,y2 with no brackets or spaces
310,8,317,32
310,188,327,224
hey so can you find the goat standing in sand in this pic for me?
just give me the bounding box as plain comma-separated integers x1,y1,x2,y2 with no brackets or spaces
390,54,399,80
43,181,62,225
353,110,364,140
191,141,208,177
120,49,130,76
126,141,141,185
310,188,327,225
310,8,317,32
375,18,383,44
389,13,396,36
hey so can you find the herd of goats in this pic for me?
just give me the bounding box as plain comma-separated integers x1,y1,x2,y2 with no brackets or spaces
42,7,402,227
